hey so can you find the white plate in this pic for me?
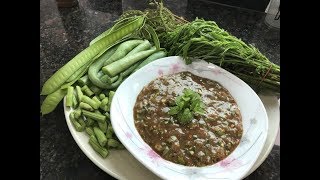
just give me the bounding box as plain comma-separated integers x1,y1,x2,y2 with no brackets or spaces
64,57,279,180
111,56,268,179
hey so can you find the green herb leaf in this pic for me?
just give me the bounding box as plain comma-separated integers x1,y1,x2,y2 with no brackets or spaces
177,108,193,124
176,96,185,109
168,88,206,125
182,96,191,101
194,105,205,115
190,98,200,110
168,106,180,115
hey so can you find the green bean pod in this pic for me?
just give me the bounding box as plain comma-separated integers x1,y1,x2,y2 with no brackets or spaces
107,139,122,148
41,15,146,95
66,86,74,107
89,16,140,45
85,127,94,136
121,61,141,77
106,91,115,112
104,112,110,119
89,85,102,95
95,110,107,132
81,95,100,109
72,94,78,109
79,102,94,111
93,127,108,147
85,118,94,126
77,75,91,87
124,39,152,57
89,135,109,158
70,112,84,132
100,97,109,108
134,51,167,72
75,86,83,102
99,93,106,100
66,61,91,83
100,74,119,84
82,110,106,123
78,118,86,128
92,96,102,105
74,108,82,119
81,85,94,97
41,89,67,115
106,124,114,139
88,45,118,89
103,39,144,66
98,121,108,133
102,47,157,77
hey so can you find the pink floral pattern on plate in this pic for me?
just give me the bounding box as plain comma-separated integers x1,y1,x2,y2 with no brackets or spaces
219,157,243,169
125,132,132,139
158,69,164,76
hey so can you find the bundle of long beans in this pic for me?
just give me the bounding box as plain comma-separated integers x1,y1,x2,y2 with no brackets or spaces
119,1,280,95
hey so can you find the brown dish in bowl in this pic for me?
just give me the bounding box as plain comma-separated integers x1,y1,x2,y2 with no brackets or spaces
134,72,243,167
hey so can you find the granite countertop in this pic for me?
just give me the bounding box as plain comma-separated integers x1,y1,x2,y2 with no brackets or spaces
40,0,280,179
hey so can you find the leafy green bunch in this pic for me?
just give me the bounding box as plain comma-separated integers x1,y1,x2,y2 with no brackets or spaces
117,1,280,95
168,88,205,124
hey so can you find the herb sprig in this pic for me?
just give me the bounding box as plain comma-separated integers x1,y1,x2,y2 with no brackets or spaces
168,88,205,124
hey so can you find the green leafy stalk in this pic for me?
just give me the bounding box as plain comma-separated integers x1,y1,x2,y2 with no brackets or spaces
118,1,280,95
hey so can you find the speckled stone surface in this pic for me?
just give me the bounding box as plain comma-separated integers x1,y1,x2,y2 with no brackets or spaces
40,0,280,179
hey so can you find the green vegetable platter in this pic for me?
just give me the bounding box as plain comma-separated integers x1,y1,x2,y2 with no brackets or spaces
40,1,279,179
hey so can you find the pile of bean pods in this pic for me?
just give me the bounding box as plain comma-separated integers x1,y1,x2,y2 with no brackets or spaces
66,81,121,158
40,15,167,158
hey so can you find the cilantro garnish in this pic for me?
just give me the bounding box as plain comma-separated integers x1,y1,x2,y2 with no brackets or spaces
168,88,205,124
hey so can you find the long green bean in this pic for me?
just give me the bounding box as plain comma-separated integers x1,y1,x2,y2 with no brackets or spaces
106,91,115,112
82,110,106,123
74,108,82,119
72,94,78,109
125,39,152,57
100,74,119,84
78,118,86,128
88,45,118,88
134,51,167,72
103,40,144,66
89,135,109,158
66,61,91,83
70,112,84,132
75,86,83,102
93,127,108,147
85,127,94,136
41,15,146,95
77,75,91,87
81,95,100,109
107,139,122,148
81,85,94,97
99,93,106,100
98,121,108,133
102,47,157,77
105,124,114,139
89,15,141,45
85,118,94,126
41,89,67,115
89,85,102,95
104,112,110,119
79,102,94,111
66,86,74,107
100,97,109,108
92,96,102,105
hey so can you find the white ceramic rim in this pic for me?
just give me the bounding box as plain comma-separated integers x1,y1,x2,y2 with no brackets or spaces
110,56,268,179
